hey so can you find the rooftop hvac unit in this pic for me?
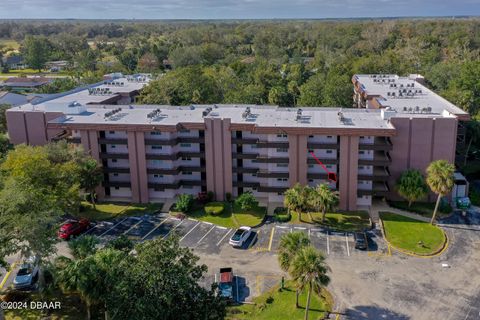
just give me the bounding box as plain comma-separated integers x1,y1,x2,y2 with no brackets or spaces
296,108,303,121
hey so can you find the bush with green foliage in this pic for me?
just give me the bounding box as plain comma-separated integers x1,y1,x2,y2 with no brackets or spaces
235,192,259,211
175,194,194,212
274,207,291,223
204,202,225,215
225,192,232,202
207,191,215,202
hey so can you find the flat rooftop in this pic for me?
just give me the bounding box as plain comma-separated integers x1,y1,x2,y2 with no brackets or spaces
49,104,395,130
9,74,150,112
354,74,469,119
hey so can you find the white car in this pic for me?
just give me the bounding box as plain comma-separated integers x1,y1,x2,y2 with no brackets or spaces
13,256,40,290
229,226,252,247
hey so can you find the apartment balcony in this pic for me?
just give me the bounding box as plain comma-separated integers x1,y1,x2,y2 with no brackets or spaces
307,142,339,150
257,171,289,178
232,167,259,174
145,151,205,161
307,158,338,165
66,136,81,144
148,179,205,190
233,181,260,188
231,137,259,145
98,138,128,145
100,152,129,160
357,167,390,181
257,186,288,193
359,137,393,151
256,156,289,164
103,181,131,188
358,151,391,166
307,172,329,180
232,153,258,160
357,182,390,197
146,166,205,175
103,167,130,174
145,136,204,146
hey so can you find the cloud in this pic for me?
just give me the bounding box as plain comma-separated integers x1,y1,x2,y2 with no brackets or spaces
0,0,478,19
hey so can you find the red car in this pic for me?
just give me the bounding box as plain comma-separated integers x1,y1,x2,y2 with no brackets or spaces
58,219,91,240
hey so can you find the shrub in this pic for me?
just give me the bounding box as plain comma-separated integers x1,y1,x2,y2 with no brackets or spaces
205,202,225,215
225,192,232,202
207,191,215,202
235,192,258,211
175,194,194,212
274,208,291,222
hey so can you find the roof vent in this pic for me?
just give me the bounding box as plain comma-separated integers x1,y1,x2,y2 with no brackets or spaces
147,108,162,119
242,106,251,119
104,107,122,119
296,108,303,121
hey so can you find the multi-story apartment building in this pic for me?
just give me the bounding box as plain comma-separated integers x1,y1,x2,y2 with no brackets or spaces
6,73,469,211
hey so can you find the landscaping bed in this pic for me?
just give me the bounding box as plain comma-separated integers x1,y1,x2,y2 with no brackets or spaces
380,212,446,256
388,201,452,218
76,202,163,221
289,210,371,231
227,281,332,320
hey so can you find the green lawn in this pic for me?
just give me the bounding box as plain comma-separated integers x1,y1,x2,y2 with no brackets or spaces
227,281,332,320
290,210,371,231
75,202,163,221
180,202,266,229
380,212,446,255
388,201,452,218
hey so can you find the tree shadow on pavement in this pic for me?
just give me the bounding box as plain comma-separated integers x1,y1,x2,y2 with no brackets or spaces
345,305,410,320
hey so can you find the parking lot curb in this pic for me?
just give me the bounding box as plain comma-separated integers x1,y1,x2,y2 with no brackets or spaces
379,218,449,258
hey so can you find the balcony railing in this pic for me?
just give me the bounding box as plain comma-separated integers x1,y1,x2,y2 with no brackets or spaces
359,137,393,151
357,166,390,181
148,179,205,190
144,137,204,146
357,182,390,197
100,152,129,160
358,151,391,166
306,142,339,150
103,181,131,188
257,171,289,178
103,167,130,174
146,151,205,161
98,138,128,145
146,166,205,175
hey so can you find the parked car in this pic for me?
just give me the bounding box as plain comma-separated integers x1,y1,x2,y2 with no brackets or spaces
229,226,252,247
354,232,368,250
58,218,91,240
13,256,39,290
218,267,234,301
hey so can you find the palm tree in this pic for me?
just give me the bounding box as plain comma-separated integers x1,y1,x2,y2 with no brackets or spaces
396,169,428,207
309,184,339,222
426,160,455,224
284,183,304,220
278,232,310,308
290,246,331,320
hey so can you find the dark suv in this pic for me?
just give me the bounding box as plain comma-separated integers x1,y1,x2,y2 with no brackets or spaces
354,232,368,250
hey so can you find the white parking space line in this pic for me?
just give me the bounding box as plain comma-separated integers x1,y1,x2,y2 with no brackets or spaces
99,218,128,237
141,217,170,240
196,224,216,245
308,228,311,238
123,219,144,235
276,225,289,229
217,229,233,246
345,234,350,256
216,226,227,230
163,219,184,239
180,221,201,241
327,231,330,255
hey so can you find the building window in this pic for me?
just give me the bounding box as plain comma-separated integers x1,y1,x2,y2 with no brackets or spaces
359,166,364,170
111,145,116,148
277,163,288,168
180,143,191,148
326,150,333,154
252,187,258,191
308,149,314,153
327,136,333,138
309,135,314,138
309,179,314,182
277,192,283,195
113,173,118,177
308,164,314,168
181,157,192,161
151,131,161,135
277,178,288,182
114,187,119,190
109,131,115,134
152,145,163,150
183,172,193,175
183,185,193,189
112,159,117,163
360,136,365,139
251,144,258,149
252,173,257,177
179,129,190,133
276,134,287,138
251,159,259,163
359,150,365,155
152,160,162,165
326,165,332,169
276,148,288,153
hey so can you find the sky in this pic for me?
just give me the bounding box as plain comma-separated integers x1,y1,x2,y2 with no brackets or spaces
0,0,479,20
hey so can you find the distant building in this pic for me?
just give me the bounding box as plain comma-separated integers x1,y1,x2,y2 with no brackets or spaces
5,73,468,209
45,61,69,72
1,77,53,92
0,91,29,106
1,55,27,70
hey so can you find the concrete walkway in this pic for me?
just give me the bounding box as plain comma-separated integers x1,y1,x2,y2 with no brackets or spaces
370,200,431,223
161,198,176,213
